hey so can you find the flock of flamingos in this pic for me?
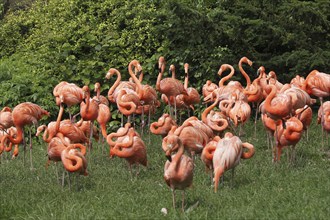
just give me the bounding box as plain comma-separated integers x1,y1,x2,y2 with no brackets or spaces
0,56,329,211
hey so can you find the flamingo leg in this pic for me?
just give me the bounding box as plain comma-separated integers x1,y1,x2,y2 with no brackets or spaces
171,189,176,210
29,127,34,170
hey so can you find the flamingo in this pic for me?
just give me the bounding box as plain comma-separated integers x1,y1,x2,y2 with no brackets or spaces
93,82,111,140
128,59,159,133
257,66,271,99
281,84,316,111
80,85,99,151
110,127,147,176
201,95,228,134
36,119,88,145
53,81,84,121
262,84,293,121
156,56,187,121
219,94,251,135
93,82,109,106
0,127,18,159
274,117,304,163
1,102,49,169
61,144,88,176
213,132,255,192
163,117,213,161
180,63,200,113
202,80,218,103
303,69,330,145
290,75,306,90
267,71,283,91
106,68,139,124
163,134,194,211
149,113,177,138
0,106,13,130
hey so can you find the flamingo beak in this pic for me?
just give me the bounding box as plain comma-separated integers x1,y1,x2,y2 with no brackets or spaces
166,155,172,162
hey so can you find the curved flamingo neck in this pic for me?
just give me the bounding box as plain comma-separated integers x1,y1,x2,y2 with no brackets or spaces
239,57,252,87
202,98,218,123
264,85,277,112
156,57,166,91
128,60,143,96
218,64,235,87
108,69,121,95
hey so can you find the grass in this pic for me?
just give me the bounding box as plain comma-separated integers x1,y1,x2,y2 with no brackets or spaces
0,115,329,219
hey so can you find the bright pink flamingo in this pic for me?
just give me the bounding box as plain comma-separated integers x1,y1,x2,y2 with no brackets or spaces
1,102,49,169
274,117,304,163
163,134,194,211
110,127,147,176
53,81,84,121
93,82,111,140
80,85,99,151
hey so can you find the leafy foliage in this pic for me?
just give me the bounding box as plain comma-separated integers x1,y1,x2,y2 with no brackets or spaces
0,0,329,121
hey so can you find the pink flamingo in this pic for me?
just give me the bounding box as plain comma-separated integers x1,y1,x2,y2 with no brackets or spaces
213,132,255,192
163,134,194,211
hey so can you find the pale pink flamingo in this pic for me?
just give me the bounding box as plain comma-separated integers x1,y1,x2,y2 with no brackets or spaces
213,132,255,192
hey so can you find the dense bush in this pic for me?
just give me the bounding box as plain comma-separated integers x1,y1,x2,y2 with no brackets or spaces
0,0,329,121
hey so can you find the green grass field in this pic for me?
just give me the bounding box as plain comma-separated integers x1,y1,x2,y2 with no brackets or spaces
1,116,329,219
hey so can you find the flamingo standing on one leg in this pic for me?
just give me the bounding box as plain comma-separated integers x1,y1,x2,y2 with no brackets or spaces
163,134,194,212
156,56,187,121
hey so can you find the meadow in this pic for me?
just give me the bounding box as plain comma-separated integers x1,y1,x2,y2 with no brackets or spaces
0,115,329,219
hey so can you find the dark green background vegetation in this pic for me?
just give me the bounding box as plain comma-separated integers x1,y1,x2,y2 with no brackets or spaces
1,0,329,119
